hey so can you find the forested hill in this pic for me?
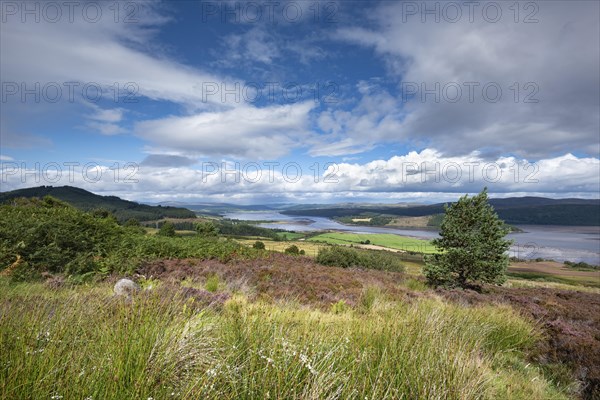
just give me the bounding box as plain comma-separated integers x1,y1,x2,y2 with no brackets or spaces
283,197,600,226
0,186,196,222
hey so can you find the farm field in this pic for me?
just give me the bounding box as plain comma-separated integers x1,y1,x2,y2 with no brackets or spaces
237,239,325,256
308,232,438,254
508,261,600,288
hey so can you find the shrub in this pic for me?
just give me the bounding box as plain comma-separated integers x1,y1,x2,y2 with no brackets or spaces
405,278,428,291
316,246,405,272
253,241,266,250
330,299,348,314
158,221,176,237
0,196,127,276
284,245,300,255
359,286,380,312
0,196,260,280
195,221,219,237
204,274,220,292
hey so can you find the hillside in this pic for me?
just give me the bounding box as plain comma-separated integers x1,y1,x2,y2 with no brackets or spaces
0,186,196,222
283,197,600,226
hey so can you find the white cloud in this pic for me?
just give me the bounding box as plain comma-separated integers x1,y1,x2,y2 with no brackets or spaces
89,107,124,124
0,2,231,108
2,150,597,202
333,1,600,158
310,82,406,156
134,101,316,159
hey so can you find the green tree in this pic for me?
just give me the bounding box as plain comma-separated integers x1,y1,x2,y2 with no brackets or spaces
253,241,266,250
195,221,219,237
158,221,176,237
423,188,512,289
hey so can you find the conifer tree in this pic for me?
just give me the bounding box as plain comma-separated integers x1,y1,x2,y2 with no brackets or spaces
424,188,512,288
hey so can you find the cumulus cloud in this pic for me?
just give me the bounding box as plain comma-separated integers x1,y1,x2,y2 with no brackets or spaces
2,150,597,202
334,1,600,158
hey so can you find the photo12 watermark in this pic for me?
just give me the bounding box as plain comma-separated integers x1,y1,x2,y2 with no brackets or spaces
199,1,338,24
0,160,541,187
196,81,338,104
1,81,139,104
200,161,339,184
399,1,540,24
400,81,540,104
1,162,139,184
1,1,144,24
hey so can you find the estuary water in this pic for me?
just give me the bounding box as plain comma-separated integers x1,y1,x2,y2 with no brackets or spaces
224,212,600,265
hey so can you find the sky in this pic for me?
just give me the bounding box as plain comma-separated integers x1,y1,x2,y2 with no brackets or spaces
1,0,599,204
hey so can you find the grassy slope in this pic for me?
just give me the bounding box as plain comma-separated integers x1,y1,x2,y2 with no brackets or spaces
0,279,569,400
309,232,438,254
0,185,196,222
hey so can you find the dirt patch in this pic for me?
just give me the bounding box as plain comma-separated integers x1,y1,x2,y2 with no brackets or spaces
354,244,405,253
438,287,600,399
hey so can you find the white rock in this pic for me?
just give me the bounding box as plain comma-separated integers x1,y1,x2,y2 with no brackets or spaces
114,278,140,298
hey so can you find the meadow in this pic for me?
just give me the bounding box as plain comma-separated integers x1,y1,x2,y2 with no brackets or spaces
308,232,438,254
0,278,572,400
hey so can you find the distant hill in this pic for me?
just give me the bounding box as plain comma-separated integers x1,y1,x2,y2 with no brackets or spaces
0,186,196,222
283,197,600,226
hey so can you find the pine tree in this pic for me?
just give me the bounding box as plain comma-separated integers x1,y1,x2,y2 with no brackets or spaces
424,188,512,288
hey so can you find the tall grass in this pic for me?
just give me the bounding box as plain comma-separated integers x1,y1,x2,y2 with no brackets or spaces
0,280,569,399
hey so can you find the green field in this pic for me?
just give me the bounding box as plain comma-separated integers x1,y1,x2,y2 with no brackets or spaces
309,232,438,254
275,231,306,240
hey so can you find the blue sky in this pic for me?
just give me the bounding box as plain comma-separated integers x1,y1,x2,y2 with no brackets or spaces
1,0,599,204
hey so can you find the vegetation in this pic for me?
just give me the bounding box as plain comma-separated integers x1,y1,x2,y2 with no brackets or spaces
0,186,196,222
1,192,598,398
216,220,283,239
310,232,437,254
564,260,600,271
316,246,405,272
275,232,305,241
0,196,259,280
195,221,219,237
204,274,220,292
0,279,571,400
427,213,444,227
158,221,176,237
424,189,512,288
284,244,301,255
